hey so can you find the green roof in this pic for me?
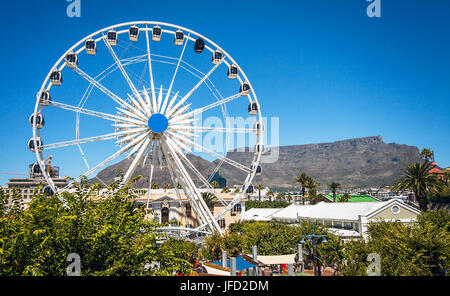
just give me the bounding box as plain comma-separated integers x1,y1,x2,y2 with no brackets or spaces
324,194,378,202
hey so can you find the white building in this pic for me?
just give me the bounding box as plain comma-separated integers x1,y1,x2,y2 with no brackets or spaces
270,199,421,242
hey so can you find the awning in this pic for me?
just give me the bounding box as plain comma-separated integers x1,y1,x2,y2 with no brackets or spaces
210,255,259,271
250,254,297,265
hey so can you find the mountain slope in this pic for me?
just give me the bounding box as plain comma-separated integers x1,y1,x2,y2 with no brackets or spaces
92,136,421,189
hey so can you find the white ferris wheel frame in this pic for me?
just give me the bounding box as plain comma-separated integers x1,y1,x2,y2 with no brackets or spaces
31,21,263,235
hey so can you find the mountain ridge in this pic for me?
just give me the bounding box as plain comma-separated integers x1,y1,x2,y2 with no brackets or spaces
92,136,422,190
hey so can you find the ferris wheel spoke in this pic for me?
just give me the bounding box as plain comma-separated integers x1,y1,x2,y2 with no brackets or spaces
41,130,139,150
122,137,151,184
145,27,156,105
169,93,241,125
72,66,136,112
66,132,149,185
103,37,150,116
163,91,179,117
50,100,122,122
164,35,189,110
167,132,252,173
171,126,258,134
165,136,228,207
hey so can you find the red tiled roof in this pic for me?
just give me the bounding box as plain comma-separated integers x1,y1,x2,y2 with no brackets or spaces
429,167,444,174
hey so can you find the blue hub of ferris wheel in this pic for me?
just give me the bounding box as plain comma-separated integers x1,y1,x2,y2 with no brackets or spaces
148,113,169,133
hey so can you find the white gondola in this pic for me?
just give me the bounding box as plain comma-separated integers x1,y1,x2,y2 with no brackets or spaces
248,100,258,115
240,81,251,96
194,37,205,53
39,90,51,106
129,25,139,42
31,162,42,176
50,70,62,86
174,29,184,45
85,38,97,55
107,30,118,46
28,137,43,152
65,52,78,69
29,113,45,129
254,143,264,155
227,64,238,79
152,25,162,41
245,185,254,194
252,164,262,176
254,121,264,134
211,50,223,64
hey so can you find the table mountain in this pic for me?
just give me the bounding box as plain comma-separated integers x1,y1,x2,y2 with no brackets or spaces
92,136,421,190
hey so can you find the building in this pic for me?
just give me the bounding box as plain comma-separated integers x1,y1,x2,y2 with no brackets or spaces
429,162,445,181
241,208,282,221
270,199,421,242
133,188,246,231
3,158,68,209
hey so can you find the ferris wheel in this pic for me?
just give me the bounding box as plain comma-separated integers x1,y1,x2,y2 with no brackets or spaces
30,21,263,235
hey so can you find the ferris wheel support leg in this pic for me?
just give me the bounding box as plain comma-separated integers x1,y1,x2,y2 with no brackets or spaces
162,138,222,234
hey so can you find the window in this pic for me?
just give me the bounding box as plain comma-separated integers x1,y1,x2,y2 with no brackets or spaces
391,205,400,215
343,222,353,229
185,204,192,218
231,204,242,216
218,218,226,229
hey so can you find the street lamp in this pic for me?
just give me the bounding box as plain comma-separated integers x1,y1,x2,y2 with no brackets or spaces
300,222,328,276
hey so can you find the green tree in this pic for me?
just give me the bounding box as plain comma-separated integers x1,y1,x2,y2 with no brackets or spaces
244,200,290,210
210,180,219,189
328,182,340,202
266,189,274,201
221,186,231,194
337,193,351,202
295,172,309,205
276,192,285,201
0,179,194,276
420,148,434,161
339,212,450,276
150,182,160,189
0,187,7,214
255,184,264,201
394,160,446,211
163,183,172,192
306,189,326,205
201,192,217,210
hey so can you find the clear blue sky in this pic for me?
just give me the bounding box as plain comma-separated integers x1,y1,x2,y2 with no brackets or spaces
0,0,449,185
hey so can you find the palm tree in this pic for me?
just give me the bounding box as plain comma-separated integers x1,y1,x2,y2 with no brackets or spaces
255,184,264,201
306,189,326,205
295,172,309,205
210,180,220,190
221,186,231,193
393,160,445,211
286,193,293,203
266,189,274,202
201,192,217,211
163,183,172,192
276,192,285,201
306,176,319,192
233,187,240,194
337,193,351,202
328,182,340,202
420,148,434,161
150,182,160,189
